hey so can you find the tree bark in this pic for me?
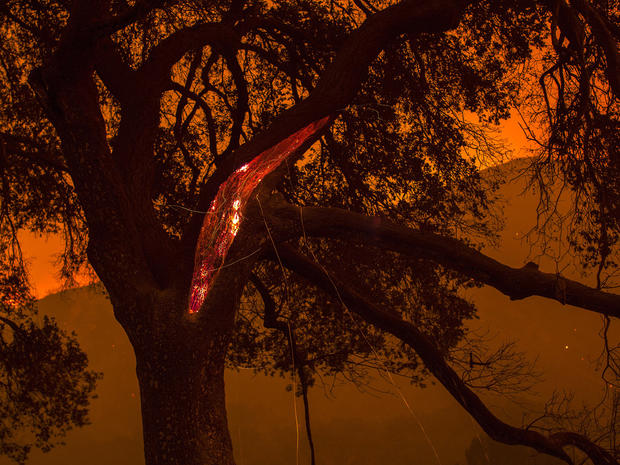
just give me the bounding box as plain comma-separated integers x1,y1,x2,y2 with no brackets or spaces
123,288,239,465
136,338,235,465
119,231,261,465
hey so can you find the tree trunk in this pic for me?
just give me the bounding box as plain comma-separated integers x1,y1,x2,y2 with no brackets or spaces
135,333,235,465
117,287,238,465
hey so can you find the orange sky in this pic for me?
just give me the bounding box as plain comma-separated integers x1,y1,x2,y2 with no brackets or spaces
19,230,67,298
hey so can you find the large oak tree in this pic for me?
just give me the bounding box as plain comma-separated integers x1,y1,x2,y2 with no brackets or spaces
0,0,618,464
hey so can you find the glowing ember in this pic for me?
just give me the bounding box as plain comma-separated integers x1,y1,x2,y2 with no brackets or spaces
189,117,330,313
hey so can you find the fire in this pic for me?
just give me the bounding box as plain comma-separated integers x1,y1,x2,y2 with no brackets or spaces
188,117,330,313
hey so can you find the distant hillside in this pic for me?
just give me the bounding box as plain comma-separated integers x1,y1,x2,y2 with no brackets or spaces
6,159,613,465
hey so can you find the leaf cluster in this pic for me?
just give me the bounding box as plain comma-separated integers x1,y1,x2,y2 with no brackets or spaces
0,302,100,464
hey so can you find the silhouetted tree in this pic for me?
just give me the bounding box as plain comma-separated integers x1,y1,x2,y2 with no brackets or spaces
0,1,618,465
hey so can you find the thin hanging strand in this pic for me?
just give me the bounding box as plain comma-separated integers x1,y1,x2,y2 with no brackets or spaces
257,196,300,465
203,249,262,274
298,206,443,465
168,204,215,214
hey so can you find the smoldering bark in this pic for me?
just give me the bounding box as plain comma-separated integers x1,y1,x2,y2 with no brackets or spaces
184,0,470,245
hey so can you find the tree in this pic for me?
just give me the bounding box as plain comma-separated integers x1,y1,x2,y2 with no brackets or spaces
0,1,618,465
0,302,100,464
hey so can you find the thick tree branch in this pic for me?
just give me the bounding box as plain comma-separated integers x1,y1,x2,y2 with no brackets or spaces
268,202,620,319
0,315,25,336
94,38,141,103
218,48,249,159
139,23,241,90
205,0,466,188
52,4,174,277
276,244,618,465
571,0,620,98
185,0,469,247
104,92,178,289
27,9,165,320
352,0,377,17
